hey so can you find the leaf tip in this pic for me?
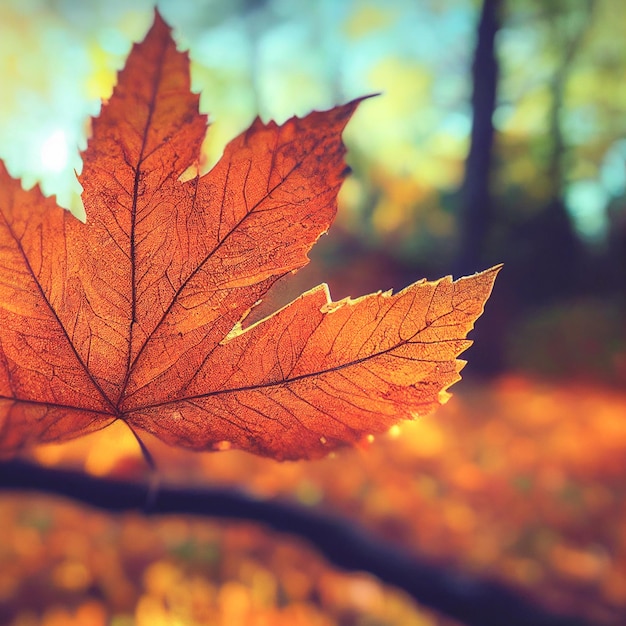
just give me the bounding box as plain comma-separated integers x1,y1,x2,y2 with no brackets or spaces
152,7,171,33
479,263,503,283
438,389,453,405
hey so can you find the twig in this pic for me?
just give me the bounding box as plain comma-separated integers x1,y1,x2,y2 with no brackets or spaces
0,459,597,626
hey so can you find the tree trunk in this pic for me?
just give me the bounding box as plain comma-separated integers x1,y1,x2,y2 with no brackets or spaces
453,0,500,278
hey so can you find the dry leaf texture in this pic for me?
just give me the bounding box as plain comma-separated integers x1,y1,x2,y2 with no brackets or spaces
0,13,499,459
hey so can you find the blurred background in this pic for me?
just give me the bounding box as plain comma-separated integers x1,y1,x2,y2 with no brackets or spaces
0,0,625,625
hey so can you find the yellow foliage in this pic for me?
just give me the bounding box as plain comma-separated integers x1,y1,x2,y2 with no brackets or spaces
343,4,397,39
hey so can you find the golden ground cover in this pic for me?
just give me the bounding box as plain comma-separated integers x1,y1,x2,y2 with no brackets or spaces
1,377,625,626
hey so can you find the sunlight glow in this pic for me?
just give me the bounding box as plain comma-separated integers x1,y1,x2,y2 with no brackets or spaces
40,129,69,173
388,424,401,438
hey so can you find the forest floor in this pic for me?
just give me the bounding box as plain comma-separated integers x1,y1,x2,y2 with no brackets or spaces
1,375,625,626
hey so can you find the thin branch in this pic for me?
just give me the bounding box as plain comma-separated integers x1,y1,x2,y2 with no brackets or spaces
0,459,596,626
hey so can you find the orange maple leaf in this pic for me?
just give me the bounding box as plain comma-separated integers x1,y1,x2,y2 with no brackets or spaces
0,14,499,460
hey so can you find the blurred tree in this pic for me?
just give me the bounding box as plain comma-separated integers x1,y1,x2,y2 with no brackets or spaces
450,0,504,375
505,0,593,305
454,0,501,279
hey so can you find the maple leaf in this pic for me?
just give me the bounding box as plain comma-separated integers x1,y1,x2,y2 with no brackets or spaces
0,13,499,461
